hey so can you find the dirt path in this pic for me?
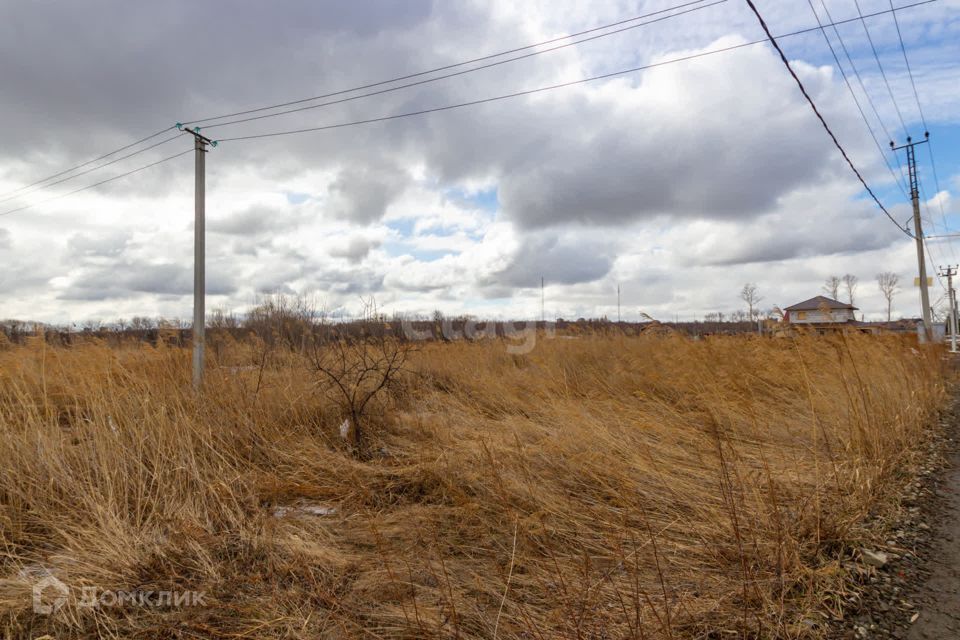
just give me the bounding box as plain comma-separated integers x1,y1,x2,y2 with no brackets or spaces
828,405,960,639
905,431,960,639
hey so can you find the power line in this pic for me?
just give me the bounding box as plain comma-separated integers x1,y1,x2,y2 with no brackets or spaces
201,0,727,131
0,148,192,218
0,0,934,205
742,0,910,237
852,0,909,136
816,0,910,193
0,132,185,206
216,0,937,145
887,0,955,259
927,141,953,230
0,3,719,205
888,0,927,129
919,175,950,289
923,237,947,290
184,0,718,127
0,0,719,203
0,0,937,224
919,140,957,263
805,0,908,200
0,126,177,200
922,227,947,289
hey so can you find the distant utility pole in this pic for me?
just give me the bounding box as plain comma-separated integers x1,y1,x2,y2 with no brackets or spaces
540,276,545,324
617,284,621,323
892,134,932,339
940,265,958,353
183,125,213,389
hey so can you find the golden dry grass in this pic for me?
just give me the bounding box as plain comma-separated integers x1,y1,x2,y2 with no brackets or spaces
0,332,946,638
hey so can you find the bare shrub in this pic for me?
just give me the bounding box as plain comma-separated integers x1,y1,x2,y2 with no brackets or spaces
244,293,321,350
307,303,412,456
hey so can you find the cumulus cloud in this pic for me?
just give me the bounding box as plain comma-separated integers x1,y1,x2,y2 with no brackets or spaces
491,233,615,288
60,262,236,301
209,206,277,236
66,232,131,259
326,163,408,224
330,235,381,263
0,0,956,323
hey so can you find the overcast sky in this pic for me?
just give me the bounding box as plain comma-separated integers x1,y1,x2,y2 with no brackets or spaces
1,0,958,324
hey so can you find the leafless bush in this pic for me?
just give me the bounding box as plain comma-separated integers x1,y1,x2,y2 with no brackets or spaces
307,299,412,457
244,293,322,350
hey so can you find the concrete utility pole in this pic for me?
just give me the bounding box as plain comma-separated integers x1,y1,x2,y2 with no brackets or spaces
892,133,932,339
940,265,958,353
183,125,213,389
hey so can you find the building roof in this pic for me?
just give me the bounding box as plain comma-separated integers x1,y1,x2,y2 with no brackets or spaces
784,295,857,312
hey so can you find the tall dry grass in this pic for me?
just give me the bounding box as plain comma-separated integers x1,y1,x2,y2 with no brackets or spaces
0,332,946,638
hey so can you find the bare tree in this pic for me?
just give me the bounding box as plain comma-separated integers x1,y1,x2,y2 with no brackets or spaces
739,283,763,322
842,274,858,305
823,276,841,300
876,272,900,321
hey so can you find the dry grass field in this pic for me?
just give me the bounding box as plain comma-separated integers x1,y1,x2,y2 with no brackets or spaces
0,331,947,638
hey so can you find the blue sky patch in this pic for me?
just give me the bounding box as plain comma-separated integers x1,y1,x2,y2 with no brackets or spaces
382,241,458,262
386,218,416,238
442,186,499,211
285,191,310,205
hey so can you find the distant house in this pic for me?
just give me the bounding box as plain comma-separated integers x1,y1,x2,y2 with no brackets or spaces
783,296,857,325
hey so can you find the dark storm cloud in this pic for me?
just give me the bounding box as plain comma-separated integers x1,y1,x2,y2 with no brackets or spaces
2,2,862,235
394,41,853,230
209,208,272,236
247,261,309,295
66,232,131,258
208,204,310,236
304,265,385,296
496,118,832,228
330,236,381,264
327,163,408,224
0,253,56,296
0,0,433,168
59,261,236,300
678,199,911,267
491,234,614,288
2,0,944,324
704,219,904,266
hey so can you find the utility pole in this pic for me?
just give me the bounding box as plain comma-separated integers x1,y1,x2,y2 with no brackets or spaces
540,276,545,324
892,133,932,339
940,265,958,353
182,125,213,389
617,284,621,324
